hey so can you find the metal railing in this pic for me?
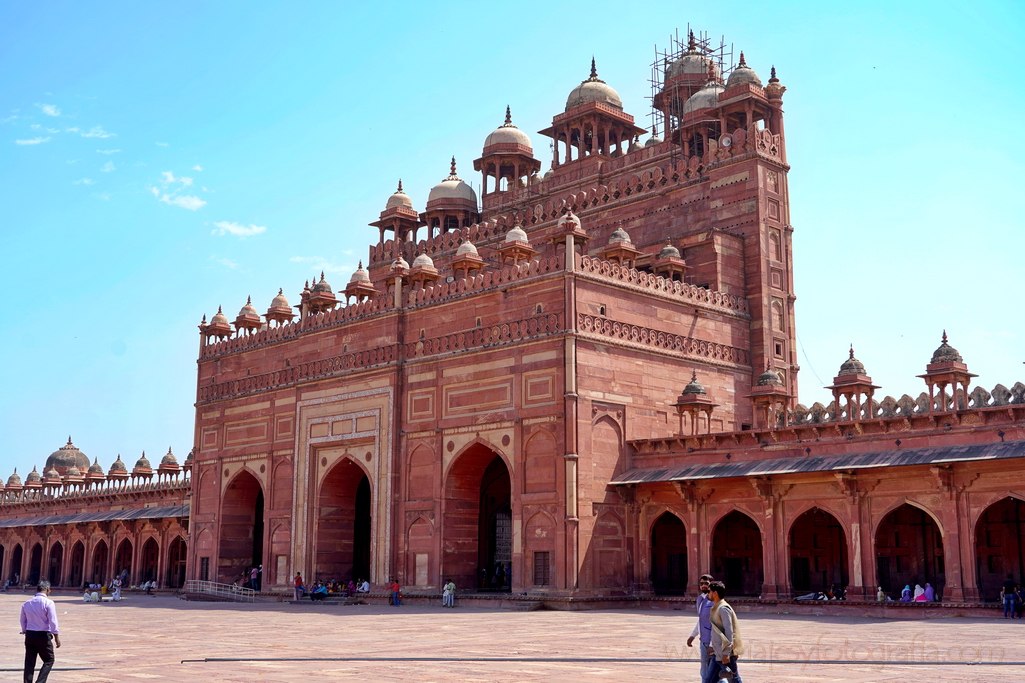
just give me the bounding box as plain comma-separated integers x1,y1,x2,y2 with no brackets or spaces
182,579,255,603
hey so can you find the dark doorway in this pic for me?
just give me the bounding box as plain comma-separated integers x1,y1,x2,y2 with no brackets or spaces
478,456,512,592
91,540,109,585
875,504,945,599
114,539,134,583
975,497,1025,601
789,508,848,595
69,542,85,588
218,470,264,584
29,543,43,585
47,543,64,586
315,458,372,582
650,512,688,595
10,544,23,584
166,537,187,589
141,538,159,583
711,511,763,596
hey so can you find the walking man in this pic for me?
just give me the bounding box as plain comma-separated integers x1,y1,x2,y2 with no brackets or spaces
20,580,61,683
686,574,714,681
705,580,743,683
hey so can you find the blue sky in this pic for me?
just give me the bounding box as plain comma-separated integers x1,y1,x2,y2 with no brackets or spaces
2,1,1023,480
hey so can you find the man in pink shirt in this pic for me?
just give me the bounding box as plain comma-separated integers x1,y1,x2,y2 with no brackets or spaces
20,580,61,683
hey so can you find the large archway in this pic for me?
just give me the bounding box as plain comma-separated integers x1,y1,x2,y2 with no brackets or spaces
166,536,187,588
975,496,1025,601
141,538,159,583
28,543,43,585
875,503,945,598
114,539,134,583
90,540,109,585
68,541,85,588
789,508,848,594
218,470,264,584
650,512,688,595
47,542,64,586
443,443,512,592
711,511,763,596
10,544,23,584
315,458,372,583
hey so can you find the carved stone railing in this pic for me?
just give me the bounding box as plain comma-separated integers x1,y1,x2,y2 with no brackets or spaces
0,474,190,506
578,256,748,316
577,313,749,367
407,257,562,308
407,312,563,359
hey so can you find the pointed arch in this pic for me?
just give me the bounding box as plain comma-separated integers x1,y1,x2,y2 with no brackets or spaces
90,539,109,585
406,515,434,587
406,442,436,501
711,510,763,597
218,468,264,584
875,502,945,599
46,541,64,586
314,455,372,583
114,537,134,583
650,511,688,595
788,507,848,594
140,537,160,583
974,495,1025,601
68,540,86,588
592,509,628,589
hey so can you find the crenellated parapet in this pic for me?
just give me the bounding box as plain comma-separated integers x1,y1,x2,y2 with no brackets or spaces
406,257,562,307
0,471,190,505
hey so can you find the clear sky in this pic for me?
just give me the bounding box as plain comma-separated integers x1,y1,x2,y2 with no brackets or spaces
2,1,1023,480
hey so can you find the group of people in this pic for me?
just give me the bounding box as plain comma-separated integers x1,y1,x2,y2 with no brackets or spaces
292,572,370,601
895,582,936,602
1000,576,1024,618
685,574,744,683
795,585,847,601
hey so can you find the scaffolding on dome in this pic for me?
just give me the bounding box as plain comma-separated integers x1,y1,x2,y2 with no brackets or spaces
649,27,735,167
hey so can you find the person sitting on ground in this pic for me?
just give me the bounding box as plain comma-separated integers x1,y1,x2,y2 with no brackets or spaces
112,577,123,601
347,579,356,597
357,579,370,593
876,586,887,602
310,581,329,601
900,584,912,602
923,582,935,602
913,584,926,602
442,579,456,608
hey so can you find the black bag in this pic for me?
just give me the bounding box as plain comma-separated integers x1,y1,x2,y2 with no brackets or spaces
717,665,735,683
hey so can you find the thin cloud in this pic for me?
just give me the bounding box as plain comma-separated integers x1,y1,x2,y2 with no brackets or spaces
15,136,51,145
94,192,112,201
38,104,61,117
66,125,114,139
192,164,203,172
212,221,267,238
74,178,95,186
101,161,116,173
96,149,121,155
150,187,206,211
155,141,169,147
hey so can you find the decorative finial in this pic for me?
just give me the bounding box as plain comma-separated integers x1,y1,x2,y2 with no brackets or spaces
216,305,223,314
319,271,325,282
707,59,717,82
357,260,363,269
201,314,206,324
278,288,283,295
687,30,696,51
67,436,73,445
450,155,457,176
738,51,747,67
770,65,778,81
246,295,252,305
590,56,597,79
691,370,698,382
849,345,855,359
504,105,512,126
397,178,403,192
941,329,948,344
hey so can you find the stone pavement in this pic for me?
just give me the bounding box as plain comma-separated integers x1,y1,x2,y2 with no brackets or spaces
2,593,1024,682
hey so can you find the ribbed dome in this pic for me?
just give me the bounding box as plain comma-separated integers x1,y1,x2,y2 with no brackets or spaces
608,227,632,245
385,179,414,210
484,106,533,151
7,469,22,487
683,81,725,115
109,455,127,473
134,453,152,470
411,253,435,269
46,437,90,472
391,255,410,272
726,51,761,88
838,346,866,376
931,331,963,363
428,157,477,204
349,262,370,284
88,458,104,475
267,289,291,315
66,465,82,477
160,448,178,467
667,33,717,80
456,240,479,257
210,307,229,327
757,367,783,386
312,272,333,294
43,465,61,483
566,58,623,110
682,372,706,395
505,225,529,243
658,243,682,259
25,467,42,484
237,296,260,322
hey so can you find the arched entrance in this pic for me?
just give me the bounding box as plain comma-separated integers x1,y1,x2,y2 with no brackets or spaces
0,545,5,584
443,444,512,592
47,542,64,586
975,496,1025,601
875,503,945,598
650,512,688,595
166,537,187,588
218,470,264,584
115,538,134,583
315,458,372,582
10,544,24,584
789,507,848,595
69,541,85,588
90,540,109,585
28,543,43,585
711,511,763,596
141,538,159,583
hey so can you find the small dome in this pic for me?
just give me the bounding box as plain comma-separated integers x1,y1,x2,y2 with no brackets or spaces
66,465,82,477
312,272,333,294
109,455,127,473
46,436,90,472
134,452,152,470
931,330,963,364
667,33,718,81
838,346,866,376
25,467,42,484
349,262,371,284
43,466,61,483
658,243,681,259
237,296,260,320
484,106,533,151
411,253,435,269
210,307,230,326
682,372,706,395
683,81,725,115
428,157,477,204
645,135,661,148
726,51,761,88
455,240,479,257
385,179,414,210
160,448,178,467
505,225,529,243
7,469,22,487
268,289,291,314
608,227,632,245
557,211,582,232
88,458,104,475
390,255,410,272
757,367,783,386
566,58,623,110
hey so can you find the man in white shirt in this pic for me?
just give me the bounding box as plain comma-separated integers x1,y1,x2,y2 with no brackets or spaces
20,580,61,683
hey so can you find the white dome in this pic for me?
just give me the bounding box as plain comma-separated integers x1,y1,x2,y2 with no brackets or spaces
428,157,477,205
608,227,632,244
385,179,414,210
455,240,479,257
566,59,622,110
390,255,410,271
505,225,529,243
411,253,435,269
484,106,532,151
726,52,761,88
349,262,370,284
683,81,724,115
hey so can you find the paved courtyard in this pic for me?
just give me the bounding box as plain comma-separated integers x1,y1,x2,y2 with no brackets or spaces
2,593,1023,682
